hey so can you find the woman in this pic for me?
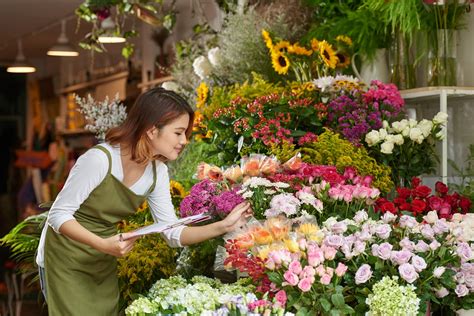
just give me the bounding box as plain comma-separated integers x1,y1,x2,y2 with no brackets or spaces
35,87,251,315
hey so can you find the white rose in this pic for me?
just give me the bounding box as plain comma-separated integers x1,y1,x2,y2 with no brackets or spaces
391,119,408,133
392,134,404,145
382,120,389,129
436,128,446,140
192,56,212,79
161,81,180,92
365,130,380,146
207,47,222,67
417,119,433,137
380,140,394,154
433,112,448,125
378,128,388,140
408,119,418,128
424,210,439,224
409,127,424,144
402,126,411,137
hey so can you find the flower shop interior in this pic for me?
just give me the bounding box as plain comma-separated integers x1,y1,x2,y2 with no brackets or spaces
1,0,474,315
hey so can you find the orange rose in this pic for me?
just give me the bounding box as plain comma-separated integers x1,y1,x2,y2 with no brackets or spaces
196,162,211,180
243,158,261,177
283,155,303,171
266,217,289,240
208,165,223,182
252,228,274,245
260,157,280,175
223,166,243,183
235,233,254,249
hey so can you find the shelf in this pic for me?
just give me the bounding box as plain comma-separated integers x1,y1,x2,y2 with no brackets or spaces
400,86,474,102
59,71,129,94
137,75,173,90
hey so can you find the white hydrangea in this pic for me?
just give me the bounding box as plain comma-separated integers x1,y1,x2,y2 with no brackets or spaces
75,93,127,141
207,47,223,67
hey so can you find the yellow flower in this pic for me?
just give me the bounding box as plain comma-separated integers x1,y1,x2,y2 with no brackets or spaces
284,239,299,253
310,38,320,52
169,180,186,198
296,223,319,236
336,53,351,68
196,82,209,109
271,51,290,75
273,41,291,54
318,40,338,69
288,43,312,56
137,201,148,213
336,35,353,47
257,246,271,260
261,29,273,49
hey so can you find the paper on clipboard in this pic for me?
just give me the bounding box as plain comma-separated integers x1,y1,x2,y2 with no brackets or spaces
124,213,212,240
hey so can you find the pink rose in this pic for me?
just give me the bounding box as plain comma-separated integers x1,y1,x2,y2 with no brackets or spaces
331,222,348,234
457,243,473,262
435,287,449,298
374,224,391,239
308,250,324,267
372,242,393,260
325,235,344,248
301,265,316,279
283,271,299,286
275,290,287,305
433,267,446,278
323,246,337,260
398,263,419,283
315,265,326,277
391,250,413,265
415,240,430,253
399,237,415,251
355,264,372,284
421,225,435,240
455,284,469,297
320,274,332,285
433,219,450,234
289,260,303,275
430,240,441,251
411,255,427,272
298,277,313,292
353,241,366,255
335,262,348,277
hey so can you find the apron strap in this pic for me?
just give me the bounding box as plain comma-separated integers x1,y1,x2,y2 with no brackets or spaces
93,145,112,174
145,160,157,195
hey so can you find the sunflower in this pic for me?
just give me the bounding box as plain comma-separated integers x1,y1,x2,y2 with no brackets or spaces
192,111,206,132
310,38,320,52
273,40,291,54
336,35,353,47
288,43,312,56
318,41,338,69
169,180,186,198
196,82,209,109
261,29,273,49
271,51,290,75
136,201,148,213
336,53,351,68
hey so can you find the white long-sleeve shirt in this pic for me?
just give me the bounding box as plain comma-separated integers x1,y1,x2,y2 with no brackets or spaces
36,143,184,267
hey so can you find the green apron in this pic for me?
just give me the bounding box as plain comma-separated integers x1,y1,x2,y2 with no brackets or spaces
44,145,156,315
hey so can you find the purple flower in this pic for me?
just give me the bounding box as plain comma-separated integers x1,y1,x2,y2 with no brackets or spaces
374,224,391,239
455,284,469,297
411,255,427,272
435,287,449,298
398,263,419,283
212,188,245,217
457,243,473,262
355,264,372,284
391,250,413,265
372,242,393,260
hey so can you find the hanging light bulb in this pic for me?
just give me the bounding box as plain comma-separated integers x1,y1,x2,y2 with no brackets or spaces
98,17,126,44
47,20,79,57
7,39,36,73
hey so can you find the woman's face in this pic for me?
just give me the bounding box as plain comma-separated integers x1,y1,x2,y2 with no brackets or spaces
147,113,190,161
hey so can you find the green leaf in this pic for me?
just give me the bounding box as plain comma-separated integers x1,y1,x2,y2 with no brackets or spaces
320,298,332,312
331,293,345,308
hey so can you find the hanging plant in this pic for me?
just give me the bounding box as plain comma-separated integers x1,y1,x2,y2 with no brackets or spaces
75,0,176,58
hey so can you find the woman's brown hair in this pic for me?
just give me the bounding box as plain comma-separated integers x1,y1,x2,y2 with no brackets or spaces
105,87,194,164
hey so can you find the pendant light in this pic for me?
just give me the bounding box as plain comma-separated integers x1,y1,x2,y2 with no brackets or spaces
7,39,36,73
47,20,79,57
98,17,126,44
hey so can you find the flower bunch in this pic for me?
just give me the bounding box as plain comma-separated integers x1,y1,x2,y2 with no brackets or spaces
75,93,127,141
262,30,352,82
375,177,472,219
179,179,244,219
325,80,405,144
223,210,474,314
125,275,261,315
366,276,420,316
365,112,448,186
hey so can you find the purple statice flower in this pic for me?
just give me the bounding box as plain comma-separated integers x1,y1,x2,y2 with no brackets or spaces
212,188,245,218
179,180,217,217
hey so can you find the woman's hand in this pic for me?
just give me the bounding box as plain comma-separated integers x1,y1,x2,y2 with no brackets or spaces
220,202,253,233
98,232,139,257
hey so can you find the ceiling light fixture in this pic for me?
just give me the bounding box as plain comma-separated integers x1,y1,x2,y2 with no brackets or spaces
98,17,126,44
7,39,36,73
47,20,79,57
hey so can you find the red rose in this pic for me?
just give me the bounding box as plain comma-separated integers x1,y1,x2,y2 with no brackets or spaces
411,177,421,188
380,201,397,214
322,172,344,185
427,196,443,211
399,203,412,211
396,187,412,199
435,181,449,196
411,199,427,214
413,185,432,198
438,202,452,219
393,197,407,206
459,197,472,213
